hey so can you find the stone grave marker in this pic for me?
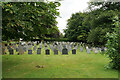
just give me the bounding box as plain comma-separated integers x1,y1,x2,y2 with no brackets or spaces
62,47,68,55
45,49,50,55
72,49,76,54
87,48,91,54
16,48,19,52
28,50,32,54
23,46,27,52
80,46,83,52
95,48,98,54
54,49,58,55
9,48,14,55
33,46,37,51
40,43,42,48
18,45,24,54
7,45,11,50
37,48,41,54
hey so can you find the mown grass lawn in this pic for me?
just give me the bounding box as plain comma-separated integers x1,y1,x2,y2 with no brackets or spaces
2,45,118,78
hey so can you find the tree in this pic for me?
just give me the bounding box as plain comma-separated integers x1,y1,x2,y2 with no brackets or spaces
105,15,120,70
2,1,61,41
86,1,120,46
64,12,89,42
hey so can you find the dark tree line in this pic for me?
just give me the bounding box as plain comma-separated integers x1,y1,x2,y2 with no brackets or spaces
64,1,120,47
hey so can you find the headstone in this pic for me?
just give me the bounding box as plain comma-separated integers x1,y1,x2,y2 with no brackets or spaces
16,48,19,52
95,49,98,54
54,49,58,55
72,49,76,54
37,48,41,54
18,45,24,54
87,48,91,54
45,49,50,55
62,48,68,55
28,50,32,54
40,44,42,48
23,47,27,52
9,48,14,55
101,47,105,52
7,45,11,50
33,46,37,51
80,46,83,52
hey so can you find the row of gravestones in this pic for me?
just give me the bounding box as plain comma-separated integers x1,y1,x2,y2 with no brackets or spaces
3,41,106,55
6,42,80,55
8,47,78,55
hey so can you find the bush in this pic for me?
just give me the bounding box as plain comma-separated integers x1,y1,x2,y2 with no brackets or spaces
105,16,120,70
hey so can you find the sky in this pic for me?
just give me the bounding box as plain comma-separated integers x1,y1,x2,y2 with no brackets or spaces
56,0,90,34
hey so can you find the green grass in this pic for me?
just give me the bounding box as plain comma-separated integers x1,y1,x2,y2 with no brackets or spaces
2,44,118,78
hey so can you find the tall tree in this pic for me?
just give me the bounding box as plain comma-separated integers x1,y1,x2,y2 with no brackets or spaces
2,2,61,41
64,12,89,42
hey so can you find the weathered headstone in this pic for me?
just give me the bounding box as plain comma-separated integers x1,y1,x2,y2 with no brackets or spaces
37,48,41,54
7,45,11,50
33,46,37,51
80,46,83,52
16,48,19,52
62,48,68,55
18,45,24,54
40,44,42,48
72,49,76,54
95,48,98,54
9,48,14,55
28,50,32,54
87,48,91,54
45,49,50,55
23,47,27,52
54,49,58,55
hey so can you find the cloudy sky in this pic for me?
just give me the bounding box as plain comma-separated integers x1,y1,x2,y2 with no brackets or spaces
56,0,90,34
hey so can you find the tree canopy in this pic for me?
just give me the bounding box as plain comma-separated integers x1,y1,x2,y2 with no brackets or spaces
64,1,120,46
2,1,61,41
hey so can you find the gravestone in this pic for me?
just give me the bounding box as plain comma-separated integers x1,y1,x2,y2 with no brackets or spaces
80,46,83,52
72,49,76,54
9,48,14,55
101,47,105,52
32,43,34,46
23,47,27,52
18,45,24,54
28,50,32,54
95,48,98,54
16,48,19,52
33,46,37,51
45,49,50,55
87,48,91,54
7,45,11,50
40,44,42,48
54,49,58,55
62,48,68,55
37,48,41,54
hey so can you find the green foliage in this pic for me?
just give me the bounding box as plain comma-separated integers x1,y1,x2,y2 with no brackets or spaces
64,1,120,46
105,16,120,70
2,2,60,41
64,12,89,42
87,27,109,46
